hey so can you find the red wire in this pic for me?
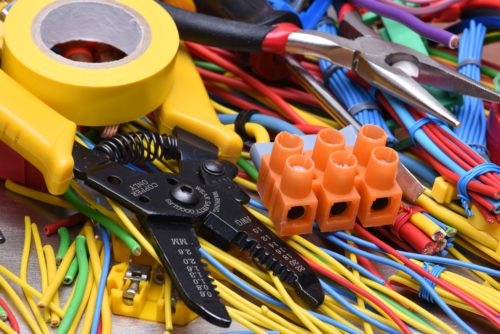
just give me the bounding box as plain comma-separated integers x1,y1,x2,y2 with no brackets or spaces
43,213,87,236
304,258,412,334
411,148,499,198
0,297,19,333
294,124,325,134
204,46,242,65
375,227,415,253
205,82,284,119
354,224,500,325
197,67,320,106
187,42,307,125
473,199,498,223
356,255,397,291
97,317,102,334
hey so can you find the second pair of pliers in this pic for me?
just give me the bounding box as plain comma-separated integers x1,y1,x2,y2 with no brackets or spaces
157,1,500,128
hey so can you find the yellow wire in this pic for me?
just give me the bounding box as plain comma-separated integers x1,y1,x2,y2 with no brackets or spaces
211,99,237,114
240,151,251,159
106,198,161,264
39,241,76,308
31,223,51,323
361,279,457,334
82,224,112,334
0,273,41,334
215,283,303,334
164,273,173,331
0,319,17,334
62,279,76,315
226,307,268,334
134,118,157,132
270,274,328,334
43,245,61,327
234,176,258,191
70,181,121,223
68,264,94,334
416,194,498,251
81,282,99,334
20,217,50,334
410,212,445,240
4,179,72,209
346,241,373,334
448,247,500,290
459,234,500,262
453,238,499,266
0,266,63,317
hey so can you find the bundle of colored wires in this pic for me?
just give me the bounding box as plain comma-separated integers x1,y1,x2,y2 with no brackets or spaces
316,18,398,144
454,20,489,158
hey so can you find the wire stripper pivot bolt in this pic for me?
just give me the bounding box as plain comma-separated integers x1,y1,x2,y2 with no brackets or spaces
72,128,324,327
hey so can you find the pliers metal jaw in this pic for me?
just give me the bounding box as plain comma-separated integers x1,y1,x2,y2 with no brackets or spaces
72,129,324,327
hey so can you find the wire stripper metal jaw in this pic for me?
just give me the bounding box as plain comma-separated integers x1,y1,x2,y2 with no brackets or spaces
72,129,324,327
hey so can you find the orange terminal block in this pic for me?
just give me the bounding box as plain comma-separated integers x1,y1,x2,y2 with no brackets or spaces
267,154,318,236
353,125,402,226
257,131,303,207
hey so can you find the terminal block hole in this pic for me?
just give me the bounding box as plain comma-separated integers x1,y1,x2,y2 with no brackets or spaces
330,202,349,216
288,206,306,220
371,197,390,211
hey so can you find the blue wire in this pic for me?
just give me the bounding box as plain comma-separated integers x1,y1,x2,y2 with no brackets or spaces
397,153,439,185
199,248,362,334
218,114,304,135
454,21,488,158
90,227,111,334
325,234,477,334
316,20,397,145
248,198,267,211
320,248,386,285
422,213,450,233
334,232,500,277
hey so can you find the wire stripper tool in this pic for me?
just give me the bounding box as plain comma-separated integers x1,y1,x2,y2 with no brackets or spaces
71,128,324,327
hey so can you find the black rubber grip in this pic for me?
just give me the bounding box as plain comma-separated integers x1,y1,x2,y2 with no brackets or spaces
194,0,302,27
156,2,274,52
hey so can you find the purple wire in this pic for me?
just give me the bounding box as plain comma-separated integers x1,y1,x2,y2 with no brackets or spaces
350,0,459,48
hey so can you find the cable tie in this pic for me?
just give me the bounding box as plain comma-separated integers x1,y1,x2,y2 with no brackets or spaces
457,162,500,216
347,101,380,116
407,117,446,145
457,58,482,70
322,64,341,83
418,262,446,303
392,204,426,239
234,109,259,143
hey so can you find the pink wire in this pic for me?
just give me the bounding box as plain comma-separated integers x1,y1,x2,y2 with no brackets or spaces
377,0,463,14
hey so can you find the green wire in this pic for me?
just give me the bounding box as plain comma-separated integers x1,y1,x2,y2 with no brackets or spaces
57,235,88,334
237,157,259,181
194,60,225,73
0,306,7,321
372,290,434,329
63,258,79,286
63,188,142,256
56,227,71,265
428,47,499,78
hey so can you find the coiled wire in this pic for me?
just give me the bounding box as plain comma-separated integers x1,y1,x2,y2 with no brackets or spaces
95,131,180,164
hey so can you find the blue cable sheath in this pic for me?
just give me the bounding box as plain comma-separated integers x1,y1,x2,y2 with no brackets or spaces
90,227,111,334
454,21,488,158
316,20,397,144
218,114,304,135
199,248,362,334
334,232,500,277
398,153,439,185
325,234,477,334
248,198,267,211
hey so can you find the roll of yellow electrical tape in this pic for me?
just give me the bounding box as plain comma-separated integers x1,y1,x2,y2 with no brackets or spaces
2,0,179,126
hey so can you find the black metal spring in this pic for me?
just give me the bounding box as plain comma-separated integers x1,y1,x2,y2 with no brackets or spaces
95,131,180,164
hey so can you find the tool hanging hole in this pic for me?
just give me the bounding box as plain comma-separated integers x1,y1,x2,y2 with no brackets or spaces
167,178,178,185
107,175,121,185
180,185,193,194
288,206,305,220
139,196,150,203
330,202,348,216
371,197,390,211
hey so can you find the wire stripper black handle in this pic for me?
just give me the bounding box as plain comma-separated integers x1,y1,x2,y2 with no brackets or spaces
156,1,274,52
193,0,302,27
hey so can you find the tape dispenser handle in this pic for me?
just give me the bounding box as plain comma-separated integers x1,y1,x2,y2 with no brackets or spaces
0,70,76,195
